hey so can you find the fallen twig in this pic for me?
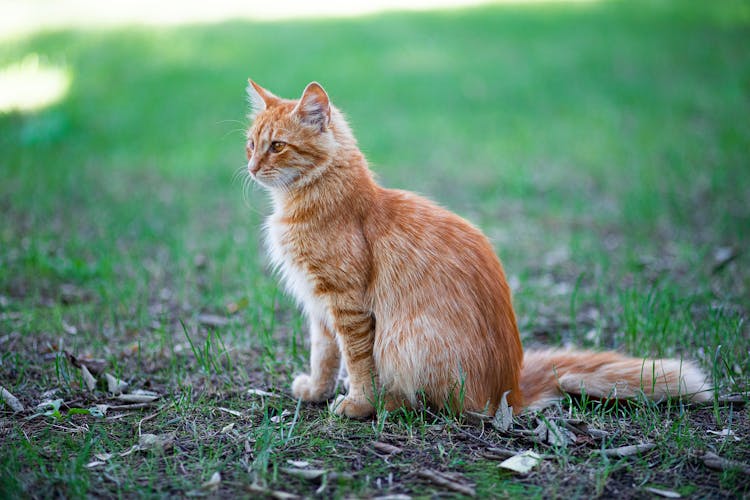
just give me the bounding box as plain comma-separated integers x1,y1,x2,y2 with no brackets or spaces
702,451,750,474
417,469,475,497
598,443,655,457
105,402,159,411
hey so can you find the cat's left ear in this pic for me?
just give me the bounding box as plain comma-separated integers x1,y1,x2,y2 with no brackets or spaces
247,79,279,117
293,82,331,132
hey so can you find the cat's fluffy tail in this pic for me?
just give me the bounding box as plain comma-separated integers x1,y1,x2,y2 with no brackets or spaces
520,349,712,410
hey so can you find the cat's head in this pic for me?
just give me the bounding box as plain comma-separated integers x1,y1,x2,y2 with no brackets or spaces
246,80,340,190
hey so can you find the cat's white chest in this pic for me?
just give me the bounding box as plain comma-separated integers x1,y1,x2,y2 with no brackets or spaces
265,214,331,327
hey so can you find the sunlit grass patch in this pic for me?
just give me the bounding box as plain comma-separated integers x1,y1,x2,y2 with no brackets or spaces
0,54,70,113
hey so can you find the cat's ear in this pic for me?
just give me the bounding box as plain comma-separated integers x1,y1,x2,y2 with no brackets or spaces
293,82,331,131
247,79,278,117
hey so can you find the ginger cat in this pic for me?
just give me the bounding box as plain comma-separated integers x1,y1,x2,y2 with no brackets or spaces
245,80,711,418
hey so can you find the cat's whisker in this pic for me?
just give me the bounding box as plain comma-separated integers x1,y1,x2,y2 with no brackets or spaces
242,175,253,207
216,119,247,126
222,127,250,139
232,165,248,184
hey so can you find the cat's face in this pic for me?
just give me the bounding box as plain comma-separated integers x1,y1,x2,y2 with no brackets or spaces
246,81,333,189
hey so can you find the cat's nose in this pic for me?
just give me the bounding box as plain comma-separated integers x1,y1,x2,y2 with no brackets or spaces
248,160,261,176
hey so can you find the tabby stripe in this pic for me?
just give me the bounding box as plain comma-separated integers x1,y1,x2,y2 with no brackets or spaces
335,308,367,318
336,316,373,334
343,334,375,364
314,279,348,295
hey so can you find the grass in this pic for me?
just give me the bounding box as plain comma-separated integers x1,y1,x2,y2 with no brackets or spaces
1,0,749,497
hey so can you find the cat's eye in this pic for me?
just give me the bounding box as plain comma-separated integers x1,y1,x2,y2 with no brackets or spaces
270,141,286,153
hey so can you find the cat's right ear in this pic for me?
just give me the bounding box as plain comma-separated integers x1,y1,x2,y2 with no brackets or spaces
293,82,331,132
247,79,278,118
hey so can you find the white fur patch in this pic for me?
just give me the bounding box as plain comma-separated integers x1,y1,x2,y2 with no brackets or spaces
654,359,712,402
264,205,332,329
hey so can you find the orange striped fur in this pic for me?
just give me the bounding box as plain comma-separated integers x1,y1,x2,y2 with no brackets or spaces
245,80,712,418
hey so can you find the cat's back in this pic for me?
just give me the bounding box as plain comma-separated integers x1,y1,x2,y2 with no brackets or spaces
367,187,496,260
365,186,509,309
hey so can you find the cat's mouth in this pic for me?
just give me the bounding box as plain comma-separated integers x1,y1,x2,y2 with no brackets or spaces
251,167,301,190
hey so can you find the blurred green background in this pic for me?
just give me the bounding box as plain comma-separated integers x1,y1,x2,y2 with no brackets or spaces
1,0,749,496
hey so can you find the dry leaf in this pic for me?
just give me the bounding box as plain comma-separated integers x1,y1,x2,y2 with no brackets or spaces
286,460,310,468
105,374,128,394
247,388,278,398
201,471,221,490
537,418,576,447
117,394,159,403
372,441,402,455
498,450,543,474
585,428,610,439
94,404,109,416
707,429,740,441
137,432,175,452
492,390,513,432
105,402,157,411
221,423,234,434
95,453,113,461
270,409,291,423
35,398,61,410
81,365,97,391
87,406,106,418
599,443,655,457
117,390,160,403
282,468,327,480
217,406,243,417
417,469,475,496
0,386,24,412
85,460,106,469
702,451,750,474
644,486,681,498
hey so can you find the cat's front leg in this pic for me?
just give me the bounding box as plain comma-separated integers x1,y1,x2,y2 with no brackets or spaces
328,307,377,419
292,320,340,402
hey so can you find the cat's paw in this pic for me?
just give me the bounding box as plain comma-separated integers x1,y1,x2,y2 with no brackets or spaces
291,374,332,402
329,394,375,419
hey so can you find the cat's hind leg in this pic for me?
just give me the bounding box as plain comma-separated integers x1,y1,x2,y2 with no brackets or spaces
292,320,340,402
